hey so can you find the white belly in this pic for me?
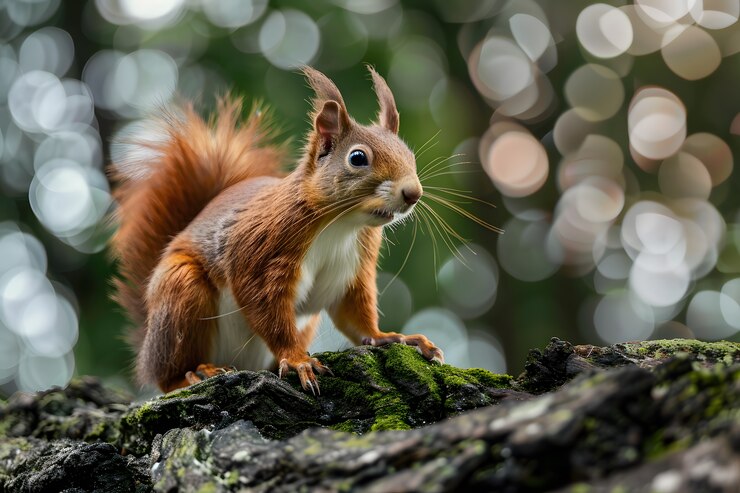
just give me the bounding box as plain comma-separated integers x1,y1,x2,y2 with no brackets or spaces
294,219,362,315
209,289,275,370
210,218,362,369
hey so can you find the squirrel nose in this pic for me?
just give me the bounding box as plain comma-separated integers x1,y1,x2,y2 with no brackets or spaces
402,187,422,205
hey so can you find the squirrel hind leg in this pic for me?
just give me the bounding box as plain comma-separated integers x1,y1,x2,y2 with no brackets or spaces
136,247,219,392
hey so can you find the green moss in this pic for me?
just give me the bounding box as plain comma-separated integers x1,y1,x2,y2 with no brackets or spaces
339,435,375,449
370,414,411,432
0,437,33,457
621,339,740,361
160,388,195,400
125,402,157,428
330,420,357,434
569,483,591,493
302,436,323,455
0,418,11,438
222,471,240,487
434,365,512,392
318,347,416,432
460,368,513,388
82,419,120,444
643,430,691,460
383,344,439,395
318,344,516,431
196,484,217,493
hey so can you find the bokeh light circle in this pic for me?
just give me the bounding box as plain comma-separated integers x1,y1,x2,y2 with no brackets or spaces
484,131,548,197
202,0,268,28
661,25,722,80
572,177,625,223
686,290,740,340
438,244,498,318
0,267,54,335
29,160,111,237
721,278,740,330
658,152,712,199
629,254,690,307
497,217,559,281
404,308,469,367
594,292,655,343
690,0,740,29
628,87,687,160
620,5,670,55
681,132,733,186
558,135,625,191
390,38,447,109
19,27,74,77
96,0,185,26
17,352,74,392
259,9,320,70
114,49,178,112
509,13,555,68
474,36,535,102
0,225,48,274
576,4,634,59
635,0,694,24
565,64,624,122
377,272,413,331
553,109,602,156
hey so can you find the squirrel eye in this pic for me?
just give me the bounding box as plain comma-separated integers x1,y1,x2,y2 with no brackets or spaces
348,149,369,167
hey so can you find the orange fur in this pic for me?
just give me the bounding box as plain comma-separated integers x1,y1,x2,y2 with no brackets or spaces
109,68,442,392
109,98,284,332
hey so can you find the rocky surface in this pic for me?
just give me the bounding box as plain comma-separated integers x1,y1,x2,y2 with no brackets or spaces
1,338,738,492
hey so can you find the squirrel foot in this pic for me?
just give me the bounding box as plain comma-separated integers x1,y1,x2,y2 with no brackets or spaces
362,332,445,364
278,356,332,395
185,363,238,385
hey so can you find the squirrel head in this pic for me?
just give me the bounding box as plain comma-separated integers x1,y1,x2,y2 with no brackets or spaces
301,66,422,227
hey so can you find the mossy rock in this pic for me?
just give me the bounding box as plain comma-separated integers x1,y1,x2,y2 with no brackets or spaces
120,344,517,455
517,337,740,393
1,339,738,492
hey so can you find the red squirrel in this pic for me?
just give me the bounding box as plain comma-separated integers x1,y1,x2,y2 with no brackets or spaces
110,67,443,394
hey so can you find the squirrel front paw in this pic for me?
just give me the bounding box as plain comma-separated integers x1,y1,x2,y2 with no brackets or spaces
185,363,238,385
362,332,445,364
278,355,332,395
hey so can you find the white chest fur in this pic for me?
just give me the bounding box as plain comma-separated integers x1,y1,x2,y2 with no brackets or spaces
294,219,362,315
209,217,362,371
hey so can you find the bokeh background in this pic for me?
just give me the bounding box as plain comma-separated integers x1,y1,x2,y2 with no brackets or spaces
0,0,738,396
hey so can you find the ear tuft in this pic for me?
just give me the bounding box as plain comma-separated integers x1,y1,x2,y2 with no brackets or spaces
303,66,346,106
367,65,399,134
302,67,351,145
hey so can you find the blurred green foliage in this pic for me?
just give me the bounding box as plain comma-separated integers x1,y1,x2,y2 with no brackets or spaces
1,0,738,395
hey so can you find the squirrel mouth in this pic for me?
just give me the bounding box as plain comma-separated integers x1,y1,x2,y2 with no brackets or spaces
371,209,394,221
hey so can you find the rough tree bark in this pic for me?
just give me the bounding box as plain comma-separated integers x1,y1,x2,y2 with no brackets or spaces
1,338,738,492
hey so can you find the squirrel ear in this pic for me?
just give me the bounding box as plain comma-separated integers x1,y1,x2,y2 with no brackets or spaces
367,65,399,134
303,66,350,125
314,100,342,156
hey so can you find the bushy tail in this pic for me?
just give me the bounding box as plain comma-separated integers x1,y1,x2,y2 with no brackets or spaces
109,97,285,330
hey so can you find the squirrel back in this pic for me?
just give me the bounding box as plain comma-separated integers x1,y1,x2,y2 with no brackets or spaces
109,98,284,331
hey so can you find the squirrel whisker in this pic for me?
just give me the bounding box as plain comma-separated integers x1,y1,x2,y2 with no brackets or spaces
418,153,467,180
424,193,503,234
413,129,442,160
414,207,440,289
417,201,470,268
379,217,418,298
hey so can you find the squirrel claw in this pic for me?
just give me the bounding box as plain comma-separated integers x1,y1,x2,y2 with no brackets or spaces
278,356,328,395
363,333,445,364
186,363,238,385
